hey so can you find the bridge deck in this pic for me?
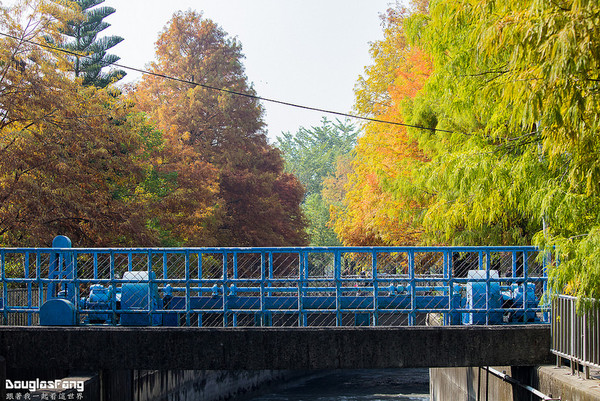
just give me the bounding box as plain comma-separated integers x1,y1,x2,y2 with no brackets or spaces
0,325,552,370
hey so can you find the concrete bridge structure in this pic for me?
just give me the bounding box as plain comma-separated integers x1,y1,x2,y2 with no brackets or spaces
0,325,552,371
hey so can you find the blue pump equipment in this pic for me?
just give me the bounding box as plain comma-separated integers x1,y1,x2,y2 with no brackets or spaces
26,235,545,326
39,266,542,326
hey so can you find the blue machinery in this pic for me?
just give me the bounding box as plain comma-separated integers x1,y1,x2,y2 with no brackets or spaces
0,236,548,327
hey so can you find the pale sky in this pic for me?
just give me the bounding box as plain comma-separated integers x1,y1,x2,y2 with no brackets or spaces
5,0,401,141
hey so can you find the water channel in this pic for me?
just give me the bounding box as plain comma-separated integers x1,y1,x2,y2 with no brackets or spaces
238,369,430,401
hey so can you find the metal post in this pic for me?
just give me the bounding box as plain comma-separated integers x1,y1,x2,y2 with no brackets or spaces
268,252,273,326
232,252,238,327
485,251,490,325
523,251,530,322
409,250,415,326
372,251,378,326
73,251,79,325
445,250,453,326
93,253,98,280
222,252,228,327
570,297,576,375
299,251,307,327
36,252,42,320
198,252,203,326
25,252,31,326
260,251,266,327
110,251,116,325
511,251,517,278
185,251,191,327
335,250,342,326
149,251,156,326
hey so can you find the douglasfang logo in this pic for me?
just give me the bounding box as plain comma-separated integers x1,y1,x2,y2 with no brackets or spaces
5,379,85,392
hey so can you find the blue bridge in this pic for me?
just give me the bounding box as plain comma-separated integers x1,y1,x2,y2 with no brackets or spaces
1,236,549,328
0,236,553,373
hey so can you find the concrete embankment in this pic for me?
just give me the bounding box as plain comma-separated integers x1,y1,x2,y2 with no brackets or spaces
430,365,600,401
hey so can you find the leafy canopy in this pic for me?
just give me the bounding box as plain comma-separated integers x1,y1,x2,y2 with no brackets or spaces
277,118,358,246
404,0,600,305
135,10,307,246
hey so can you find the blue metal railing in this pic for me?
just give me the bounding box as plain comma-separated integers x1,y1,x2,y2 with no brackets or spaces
0,240,549,327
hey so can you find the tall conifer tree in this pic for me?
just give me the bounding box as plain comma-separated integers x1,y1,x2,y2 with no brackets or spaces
53,0,125,87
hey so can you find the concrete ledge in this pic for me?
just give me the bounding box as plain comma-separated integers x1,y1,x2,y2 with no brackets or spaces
0,325,552,370
535,365,600,401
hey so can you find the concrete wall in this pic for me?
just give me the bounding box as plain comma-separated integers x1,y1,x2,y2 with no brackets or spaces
430,365,600,401
429,366,528,401
133,370,305,401
534,365,600,401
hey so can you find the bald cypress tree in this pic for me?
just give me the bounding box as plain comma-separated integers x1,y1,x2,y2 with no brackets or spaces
53,0,125,87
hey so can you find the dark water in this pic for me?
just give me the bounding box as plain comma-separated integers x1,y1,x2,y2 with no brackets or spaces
240,369,430,401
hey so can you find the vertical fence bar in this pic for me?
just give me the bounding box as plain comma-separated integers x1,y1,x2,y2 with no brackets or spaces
260,251,266,327
299,251,307,327
110,251,116,325
93,253,98,280
542,251,549,322
335,250,341,326
485,250,491,325
198,252,203,327
511,251,517,278
409,250,415,326
268,252,273,326
25,252,32,326
185,251,191,327
445,250,452,326
36,252,43,318
58,252,64,298
372,251,378,326
146,251,153,325
1,251,6,324
523,250,530,323
583,311,589,379
73,251,79,325
232,252,238,327
570,297,576,375
592,301,600,366
223,252,228,327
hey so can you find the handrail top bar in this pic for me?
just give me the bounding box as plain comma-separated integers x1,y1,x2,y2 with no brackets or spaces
0,245,541,253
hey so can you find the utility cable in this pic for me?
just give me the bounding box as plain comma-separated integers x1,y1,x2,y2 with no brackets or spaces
0,30,452,133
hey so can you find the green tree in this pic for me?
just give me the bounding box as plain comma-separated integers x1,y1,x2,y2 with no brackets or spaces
277,118,359,197
50,0,125,87
277,118,359,246
403,0,600,305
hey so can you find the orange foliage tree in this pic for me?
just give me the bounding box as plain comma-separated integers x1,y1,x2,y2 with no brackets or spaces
0,1,156,246
330,4,432,246
134,11,306,246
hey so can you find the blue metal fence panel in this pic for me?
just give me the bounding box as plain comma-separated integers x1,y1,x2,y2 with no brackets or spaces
0,243,550,327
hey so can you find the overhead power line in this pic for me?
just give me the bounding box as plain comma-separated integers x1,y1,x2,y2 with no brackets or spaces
0,30,452,134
